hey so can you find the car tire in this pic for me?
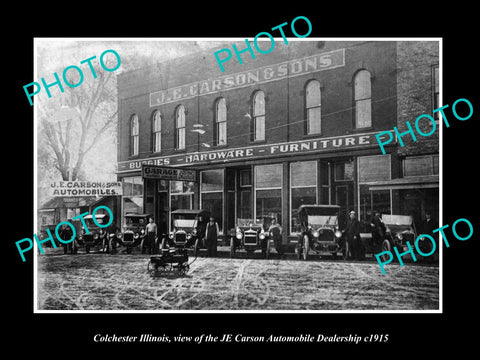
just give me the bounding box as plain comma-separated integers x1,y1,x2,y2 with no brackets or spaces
380,239,392,262
265,240,271,259
302,235,309,261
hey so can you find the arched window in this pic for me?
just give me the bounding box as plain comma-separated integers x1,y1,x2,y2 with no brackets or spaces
215,98,227,146
253,91,265,141
306,80,321,134
354,70,372,128
152,110,162,153
175,105,186,150
130,114,139,156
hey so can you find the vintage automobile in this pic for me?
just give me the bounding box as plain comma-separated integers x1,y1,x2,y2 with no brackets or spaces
377,214,431,262
162,209,209,253
295,205,344,260
147,209,208,277
76,213,111,253
230,218,270,258
118,213,151,254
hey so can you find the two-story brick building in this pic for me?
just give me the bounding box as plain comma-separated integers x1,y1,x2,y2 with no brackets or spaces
116,39,440,244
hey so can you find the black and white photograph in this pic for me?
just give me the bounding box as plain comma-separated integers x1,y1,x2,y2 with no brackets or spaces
33,38,441,312
7,7,479,354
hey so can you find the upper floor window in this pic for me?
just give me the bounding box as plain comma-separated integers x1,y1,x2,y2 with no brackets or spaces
130,114,139,156
354,70,372,128
253,91,265,141
306,80,321,134
215,98,227,146
152,110,161,153
175,105,186,150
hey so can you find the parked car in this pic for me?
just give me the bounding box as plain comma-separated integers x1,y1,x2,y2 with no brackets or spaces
76,213,111,253
119,213,151,254
378,214,431,262
163,209,209,253
230,218,270,258
295,205,344,260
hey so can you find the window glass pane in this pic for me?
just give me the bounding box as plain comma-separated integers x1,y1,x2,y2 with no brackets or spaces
358,155,391,182
153,111,161,131
403,155,436,177
308,107,321,134
256,189,281,221
171,195,192,212
176,106,185,128
291,161,317,187
253,91,265,116
434,66,439,93
354,70,371,100
201,169,224,192
255,164,282,188
255,116,265,141
306,80,321,108
359,185,390,227
178,128,185,150
240,169,251,187
216,98,226,122
334,161,354,181
131,115,139,135
154,132,161,152
123,196,143,217
355,98,371,128
218,121,227,145
201,192,223,232
132,136,139,155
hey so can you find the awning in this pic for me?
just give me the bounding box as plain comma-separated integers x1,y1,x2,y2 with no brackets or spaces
364,175,439,191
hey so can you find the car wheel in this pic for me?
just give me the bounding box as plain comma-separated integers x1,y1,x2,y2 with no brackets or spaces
265,240,271,259
381,239,392,262
302,235,309,261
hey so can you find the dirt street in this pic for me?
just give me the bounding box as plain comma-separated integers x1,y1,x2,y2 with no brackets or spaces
37,249,439,311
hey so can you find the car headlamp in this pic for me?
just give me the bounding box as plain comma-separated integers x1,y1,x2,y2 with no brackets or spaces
313,230,319,238
94,233,99,239
117,232,122,239
169,232,174,239
259,233,265,240
134,233,139,239
236,232,242,240
193,228,197,235
186,234,192,240
396,233,403,240
335,230,342,238
109,233,115,237
141,229,145,235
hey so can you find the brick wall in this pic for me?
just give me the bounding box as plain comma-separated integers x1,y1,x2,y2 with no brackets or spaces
396,41,440,156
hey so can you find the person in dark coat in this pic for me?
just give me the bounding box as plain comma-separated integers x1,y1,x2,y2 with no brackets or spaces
371,211,386,244
196,215,207,248
344,210,363,260
268,218,284,259
59,223,75,254
204,217,219,257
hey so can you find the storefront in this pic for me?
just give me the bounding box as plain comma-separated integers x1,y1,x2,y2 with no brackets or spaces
117,130,400,244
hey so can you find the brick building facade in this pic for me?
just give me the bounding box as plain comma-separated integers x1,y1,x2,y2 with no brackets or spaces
116,40,440,244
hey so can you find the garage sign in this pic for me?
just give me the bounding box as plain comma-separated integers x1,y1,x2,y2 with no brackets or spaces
142,164,197,182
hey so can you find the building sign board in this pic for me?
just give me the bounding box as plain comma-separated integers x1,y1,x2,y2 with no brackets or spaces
118,131,396,173
150,48,345,107
141,165,197,181
49,181,123,197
